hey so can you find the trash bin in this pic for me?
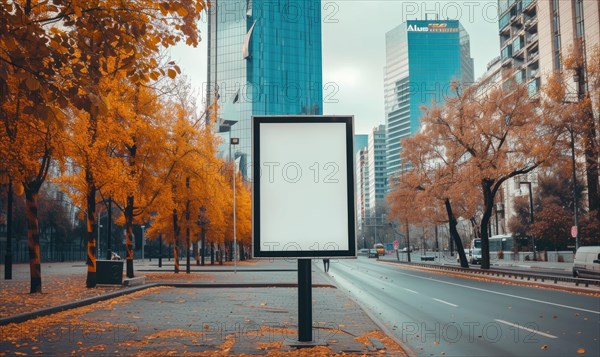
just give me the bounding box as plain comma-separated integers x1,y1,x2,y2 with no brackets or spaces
97,260,124,284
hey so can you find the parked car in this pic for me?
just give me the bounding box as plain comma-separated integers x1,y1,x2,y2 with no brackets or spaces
358,248,369,256
573,246,600,279
368,249,378,258
469,248,482,264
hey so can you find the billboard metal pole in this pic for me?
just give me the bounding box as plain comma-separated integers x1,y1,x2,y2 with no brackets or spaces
298,259,312,342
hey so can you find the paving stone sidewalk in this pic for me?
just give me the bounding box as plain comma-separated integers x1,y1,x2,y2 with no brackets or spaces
0,259,408,356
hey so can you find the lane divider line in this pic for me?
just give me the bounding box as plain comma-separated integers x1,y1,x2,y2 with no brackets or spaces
371,265,600,315
495,319,558,339
403,288,419,294
432,298,458,307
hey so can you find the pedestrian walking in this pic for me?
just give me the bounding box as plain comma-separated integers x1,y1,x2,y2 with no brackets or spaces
323,258,330,272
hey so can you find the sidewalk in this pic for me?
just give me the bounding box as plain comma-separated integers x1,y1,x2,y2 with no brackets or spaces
0,259,408,356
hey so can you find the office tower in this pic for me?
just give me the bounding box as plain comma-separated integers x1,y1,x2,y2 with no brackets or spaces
207,0,323,177
384,20,474,183
367,125,387,213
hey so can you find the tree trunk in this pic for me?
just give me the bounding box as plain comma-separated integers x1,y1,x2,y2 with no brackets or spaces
85,175,97,288
25,189,42,293
173,245,179,273
125,195,134,278
445,198,469,268
194,240,200,265
480,181,495,269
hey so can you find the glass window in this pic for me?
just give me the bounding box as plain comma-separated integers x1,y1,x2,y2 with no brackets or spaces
513,37,522,52
499,14,510,29
501,45,513,59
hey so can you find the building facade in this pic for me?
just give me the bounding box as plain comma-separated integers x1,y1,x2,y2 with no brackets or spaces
384,20,474,184
499,0,599,96
356,147,369,228
497,0,600,233
367,125,387,213
207,0,323,177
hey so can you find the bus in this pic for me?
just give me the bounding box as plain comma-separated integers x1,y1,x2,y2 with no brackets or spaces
374,243,385,256
472,236,513,251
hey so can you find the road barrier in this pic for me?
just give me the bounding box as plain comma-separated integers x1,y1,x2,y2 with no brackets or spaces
385,261,600,288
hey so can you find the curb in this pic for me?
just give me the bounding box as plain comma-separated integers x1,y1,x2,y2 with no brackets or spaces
157,282,336,288
316,262,416,357
0,282,336,326
0,283,159,326
138,268,297,273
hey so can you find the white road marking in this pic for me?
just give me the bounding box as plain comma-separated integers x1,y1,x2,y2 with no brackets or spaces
495,319,558,339
372,261,600,315
433,298,458,307
403,288,419,294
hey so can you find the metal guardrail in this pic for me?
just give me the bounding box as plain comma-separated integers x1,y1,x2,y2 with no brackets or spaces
386,260,600,288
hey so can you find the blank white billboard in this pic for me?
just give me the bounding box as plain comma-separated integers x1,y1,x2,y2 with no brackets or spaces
252,116,356,258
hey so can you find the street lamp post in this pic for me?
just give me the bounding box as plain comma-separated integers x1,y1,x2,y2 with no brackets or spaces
363,214,385,248
519,181,536,261
231,136,239,273
97,223,103,259
218,119,239,273
570,129,580,251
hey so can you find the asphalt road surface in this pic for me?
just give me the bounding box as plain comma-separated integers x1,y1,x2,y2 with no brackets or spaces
329,256,599,357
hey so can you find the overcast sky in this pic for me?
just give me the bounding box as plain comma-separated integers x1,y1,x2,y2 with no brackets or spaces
169,1,500,135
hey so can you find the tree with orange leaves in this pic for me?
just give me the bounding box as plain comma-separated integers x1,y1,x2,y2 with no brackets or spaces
388,98,479,268
60,1,206,287
411,81,557,269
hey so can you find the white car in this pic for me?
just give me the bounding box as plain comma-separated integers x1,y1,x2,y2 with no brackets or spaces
469,248,482,265
573,246,600,279
457,249,482,264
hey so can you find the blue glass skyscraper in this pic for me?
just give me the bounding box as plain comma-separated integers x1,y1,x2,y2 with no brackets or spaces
384,20,474,183
207,0,323,178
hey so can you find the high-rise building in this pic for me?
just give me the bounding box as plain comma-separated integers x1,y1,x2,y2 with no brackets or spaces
497,0,599,235
207,0,323,177
356,125,387,229
354,134,368,157
498,0,599,97
356,147,369,228
384,20,474,183
367,125,387,213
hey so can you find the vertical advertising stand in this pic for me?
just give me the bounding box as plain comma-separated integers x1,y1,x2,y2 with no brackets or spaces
252,116,356,343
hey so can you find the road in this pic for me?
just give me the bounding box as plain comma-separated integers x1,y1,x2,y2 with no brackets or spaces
328,256,599,357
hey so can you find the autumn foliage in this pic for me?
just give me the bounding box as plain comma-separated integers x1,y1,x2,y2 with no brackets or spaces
389,44,600,267
388,79,558,269
1,1,251,292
